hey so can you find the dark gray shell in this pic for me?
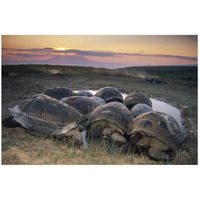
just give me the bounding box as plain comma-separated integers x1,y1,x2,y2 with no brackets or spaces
44,87,75,100
76,90,93,97
60,96,98,120
128,111,184,149
95,87,123,103
108,101,129,110
131,103,152,118
123,92,152,110
87,102,133,135
90,96,105,106
9,94,83,137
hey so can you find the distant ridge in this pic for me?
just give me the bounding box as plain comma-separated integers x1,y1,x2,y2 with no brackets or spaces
122,64,197,70
2,64,197,72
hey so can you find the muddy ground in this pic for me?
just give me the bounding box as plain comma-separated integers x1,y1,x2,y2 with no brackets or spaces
1,65,198,164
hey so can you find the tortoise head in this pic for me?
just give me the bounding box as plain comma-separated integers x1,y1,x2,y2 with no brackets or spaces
65,125,83,145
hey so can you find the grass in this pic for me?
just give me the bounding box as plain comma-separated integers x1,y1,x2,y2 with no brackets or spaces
122,65,198,80
1,64,198,165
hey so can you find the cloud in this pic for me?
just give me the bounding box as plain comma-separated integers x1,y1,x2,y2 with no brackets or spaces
17,48,54,52
134,53,197,61
3,48,116,57
5,53,52,57
135,51,145,53
3,47,54,52
53,49,117,57
3,47,197,61
43,48,54,50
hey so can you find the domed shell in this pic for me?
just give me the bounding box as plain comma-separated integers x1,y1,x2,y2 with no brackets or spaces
108,101,129,110
87,102,133,135
61,96,98,120
76,90,93,97
90,96,105,106
9,94,83,138
131,103,152,118
44,87,76,100
95,87,123,103
128,111,184,149
124,92,152,110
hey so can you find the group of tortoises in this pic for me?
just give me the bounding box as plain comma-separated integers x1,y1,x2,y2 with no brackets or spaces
4,86,186,161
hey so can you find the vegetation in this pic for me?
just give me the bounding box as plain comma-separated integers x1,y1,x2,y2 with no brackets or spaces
122,65,197,81
1,64,197,164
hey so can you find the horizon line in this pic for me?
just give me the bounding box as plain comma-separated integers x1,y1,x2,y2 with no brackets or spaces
2,63,198,69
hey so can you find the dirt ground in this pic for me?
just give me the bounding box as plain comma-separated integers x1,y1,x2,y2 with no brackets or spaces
1,68,198,165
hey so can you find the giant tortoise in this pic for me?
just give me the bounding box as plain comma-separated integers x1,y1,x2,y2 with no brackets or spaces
8,94,83,144
131,103,152,118
127,111,185,161
60,96,98,121
44,87,76,100
124,92,152,110
86,102,133,145
95,87,123,103
76,90,93,97
90,96,105,106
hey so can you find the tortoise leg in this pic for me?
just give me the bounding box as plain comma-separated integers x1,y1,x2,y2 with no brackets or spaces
148,138,171,161
149,138,170,151
129,132,143,145
148,148,169,161
120,133,144,154
110,132,127,145
80,130,88,149
137,137,150,151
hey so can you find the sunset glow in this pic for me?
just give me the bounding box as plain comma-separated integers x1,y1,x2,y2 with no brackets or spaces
2,35,197,68
55,47,68,50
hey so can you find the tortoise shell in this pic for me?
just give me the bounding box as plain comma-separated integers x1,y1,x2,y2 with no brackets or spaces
127,111,185,160
86,102,133,141
124,92,152,110
95,87,123,103
44,87,75,100
9,94,83,142
131,103,152,118
60,96,98,120
76,90,93,97
90,96,105,106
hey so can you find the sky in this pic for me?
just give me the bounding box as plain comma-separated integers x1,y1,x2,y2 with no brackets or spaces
2,35,198,68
